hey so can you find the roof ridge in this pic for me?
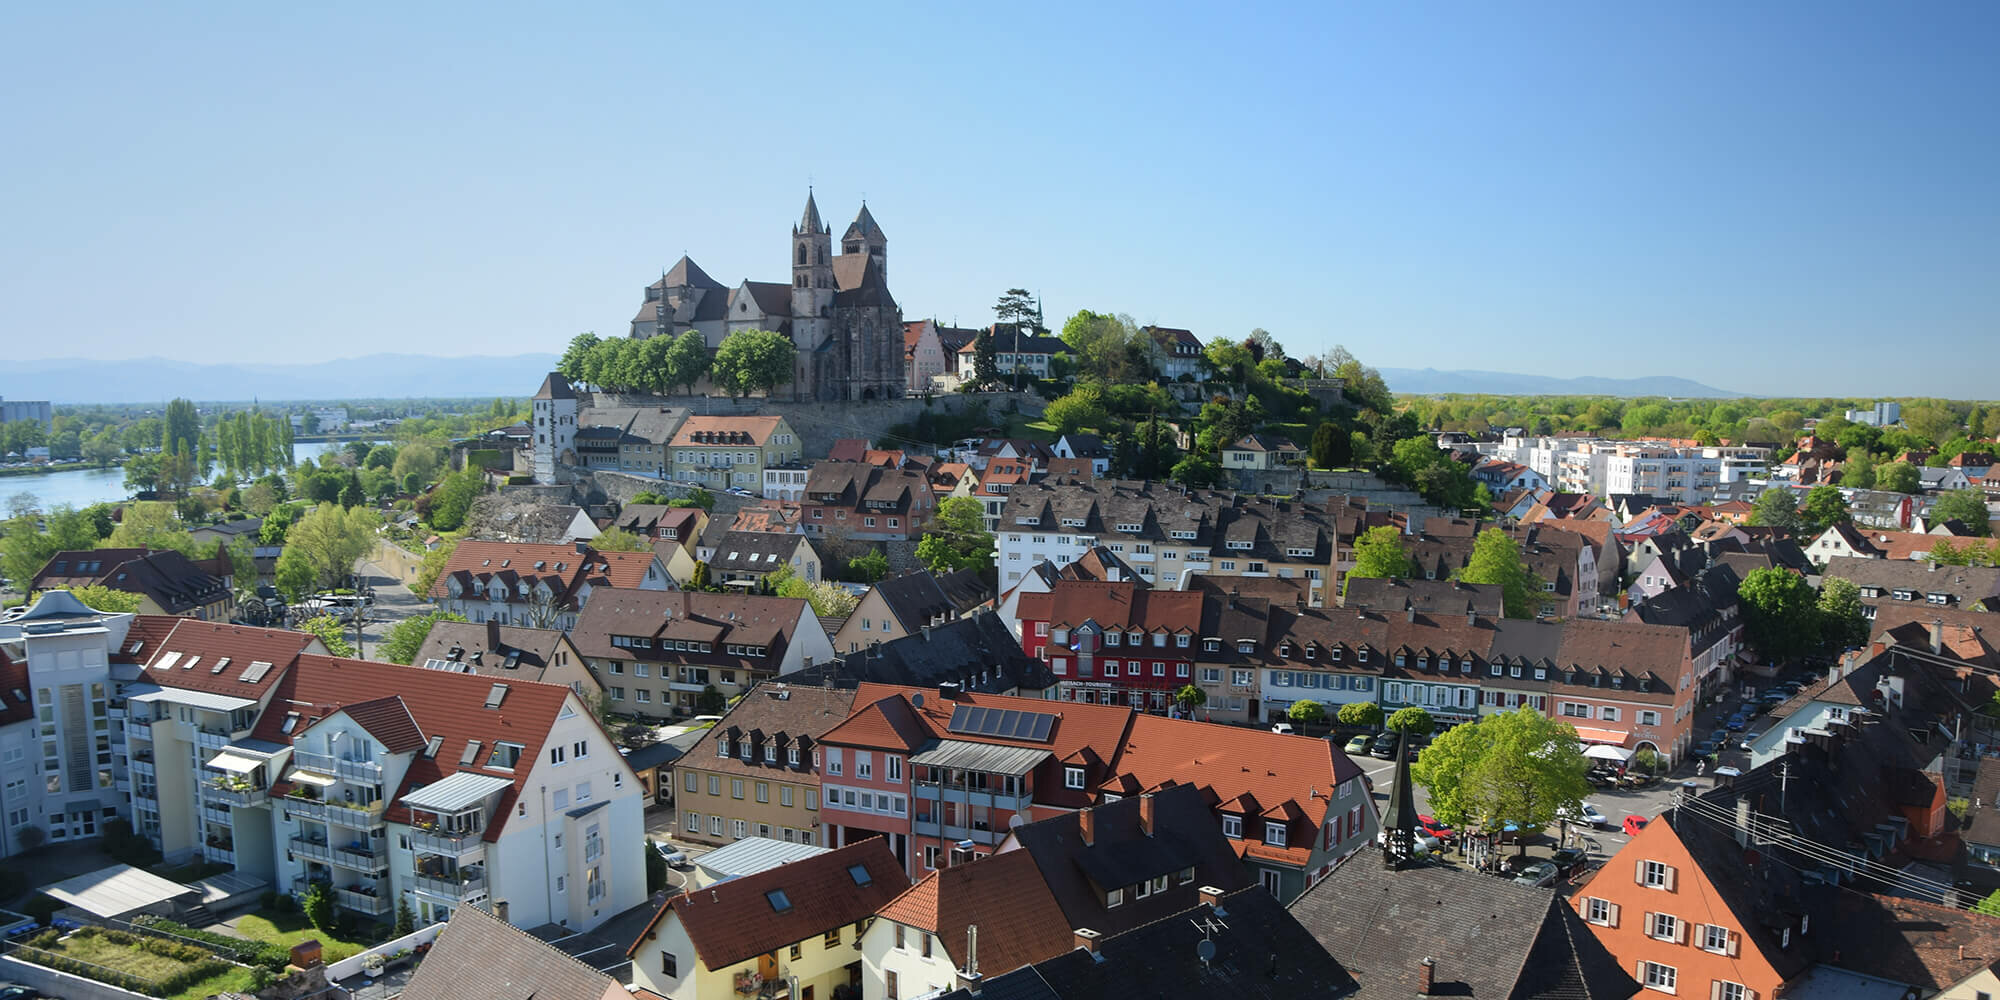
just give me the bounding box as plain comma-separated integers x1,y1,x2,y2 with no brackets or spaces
454,902,616,985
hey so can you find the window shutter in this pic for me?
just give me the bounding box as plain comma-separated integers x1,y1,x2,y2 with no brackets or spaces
1664,865,1677,891
1607,902,1620,927
1677,919,1688,944
1727,932,1739,958
1636,859,1646,884
1711,983,1722,1000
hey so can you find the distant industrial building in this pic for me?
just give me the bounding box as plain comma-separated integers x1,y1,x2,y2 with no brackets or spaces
0,396,53,427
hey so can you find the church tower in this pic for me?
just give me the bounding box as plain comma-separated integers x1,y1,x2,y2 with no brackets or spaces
842,203,888,283
791,190,836,399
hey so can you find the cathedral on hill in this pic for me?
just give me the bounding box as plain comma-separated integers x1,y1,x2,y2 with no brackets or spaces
628,192,903,402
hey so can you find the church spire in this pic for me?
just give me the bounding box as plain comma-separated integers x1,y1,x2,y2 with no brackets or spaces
797,189,825,235
1381,729,1422,868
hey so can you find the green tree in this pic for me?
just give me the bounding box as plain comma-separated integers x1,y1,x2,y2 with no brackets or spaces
390,440,444,488
848,548,889,583
1169,451,1224,489
1748,488,1802,530
1174,684,1207,715
1816,577,1869,651
273,503,382,603
591,527,652,552
1454,529,1542,619
1287,699,1327,727
558,332,601,383
1041,387,1110,434
1799,484,1849,533
695,684,727,716
688,560,715,592
363,445,398,470
379,611,468,665
106,501,197,553
993,288,1043,333
646,838,670,894
664,329,711,394
1337,701,1384,730
1309,421,1351,469
414,538,459,597
1876,461,1922,495
32,585,143,614
162,398,201,461
297,615,357,657
1387,706,1436,737
1343,526,1413,597
1410,708,1591,835
1739,567,1819,664
300,881,335,934
82,430,122,468
394,898,415,936
914,497,993,575
710,330,796,398
2,503,105,588
428,470,485,532
1931,489,1991,535
970,331,1001,389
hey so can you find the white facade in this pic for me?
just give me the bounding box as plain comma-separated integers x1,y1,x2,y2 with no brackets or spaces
861,918,960,1000
532,380,579,484
0,601,134,859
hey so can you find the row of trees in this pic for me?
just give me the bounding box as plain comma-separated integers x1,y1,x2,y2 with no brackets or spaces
1406,394,1984,454
556,330,799,398
1343,526,1544,618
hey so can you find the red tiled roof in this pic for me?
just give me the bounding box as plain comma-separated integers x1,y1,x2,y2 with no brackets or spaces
114,615,183,664
817,694,936,752
828,439,871,463
1115,712,1358,863
429,540,661,602
874,850,1074,975
670,415,785,448
140,619,323,699
1015,581,1202,633
340,695,428,753
253,654,578,836
840,683,1137,771
629,839,907,969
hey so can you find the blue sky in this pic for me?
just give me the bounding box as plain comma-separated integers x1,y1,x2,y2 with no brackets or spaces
2,2,1994,398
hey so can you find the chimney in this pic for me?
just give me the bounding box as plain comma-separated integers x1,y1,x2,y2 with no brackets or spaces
1138,793,1155,837
1073,928,1102,955
1077,806,1094,846
922,624,932,642
1932,620,1944,656
963,924,979,980
1197,885,1226,911
1419,957,1436,995
494,899,510,924
1735,799,1753,848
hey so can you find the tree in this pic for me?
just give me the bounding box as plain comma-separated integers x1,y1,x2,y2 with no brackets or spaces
1799,484,1849,533
394,897,415,936
1739,567,1819,664
297,614,357,657
301,881,335,934
1174,684,1207,716
1877,461,1922,495
970,331,1001,390
428,470,485,532
558,333,601,383
915,497,993,575
1930,537,2000,568
162,398,201,460
274,503,382,603
1454,529,1543,619
591,527,651,552
106,501,196,553
1041,387,1109,435
33,585,143,614
82,430,122,468
1169,452,1224,489
390,440,444,488
664,329,711,394
1748,488,1802,530
1816,577,1869,651
669,487,716,511
1387,706,1436,738
1343,526,1413,597
688,560,716,592
711,330,795,398
1309,421,1351,469
379,611,468,665
1410,708,1591,837
994,288,1043,332
1932,489,1991,535
696,684,727,716
1287,699,1327,727
1337,701,1384,730
646,838,670,894
848,548,889,583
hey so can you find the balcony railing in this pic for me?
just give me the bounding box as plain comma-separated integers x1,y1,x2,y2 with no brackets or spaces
130,758,156,777
335,888,393,915
201,802,231,825
331,844,389,875
291,837,335,864
411,871,487,901
126,719,152,740
409,826,484,856
325,801,385,829
195,729,232,752
284,796,329,821
911,781,1031,813
912,816,1002,845
204,844,236,866
206,782,268,808
292,750,382,782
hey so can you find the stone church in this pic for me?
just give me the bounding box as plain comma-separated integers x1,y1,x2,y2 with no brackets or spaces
628,193,903,402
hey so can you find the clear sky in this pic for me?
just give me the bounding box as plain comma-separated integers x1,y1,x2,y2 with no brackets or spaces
2,2,1994,398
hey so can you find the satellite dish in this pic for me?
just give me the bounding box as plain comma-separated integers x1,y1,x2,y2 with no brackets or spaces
1196,939,1217,963
912,693,925,708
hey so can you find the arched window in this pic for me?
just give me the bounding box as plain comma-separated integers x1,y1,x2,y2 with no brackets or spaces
796,245,806,265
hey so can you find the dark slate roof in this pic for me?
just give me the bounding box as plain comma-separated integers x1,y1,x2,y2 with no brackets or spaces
1005,783,1253,937
978,886,1355,1000
100,550,231,614
870,569,992,632
738,280,794,318
1291,847,1638,1000
708,531,807,574
399,902,616,1000
533,372,576,400
1342,578,1504,617
662,254,724,290
788,613,1054,695
622,739,688,773
833,254,895,309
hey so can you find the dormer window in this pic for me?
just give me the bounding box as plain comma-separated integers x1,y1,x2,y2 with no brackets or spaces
1357,649,1369,664
1222,814,1242,839
1265,821,1287,847
1395,653,1406,667
1236,640,1256,654
1330,647,1342,662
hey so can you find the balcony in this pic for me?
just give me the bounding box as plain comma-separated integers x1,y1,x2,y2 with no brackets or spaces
336,887,393,916
912,781,1032,813
283,796,329,821
409,826,484,857
126,719,152,741
206,781,268,808
292,750,382,783
291,837,335,864
911,817,1003,846
201,802,231,825
204,843,236,866
107,705,126,720
330,844,389,875
411,870,487,902
195,729,232,752
325,801,385,830
130,757,156,777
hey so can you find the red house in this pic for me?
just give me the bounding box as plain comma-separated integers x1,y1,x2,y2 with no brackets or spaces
1016,581,1202,710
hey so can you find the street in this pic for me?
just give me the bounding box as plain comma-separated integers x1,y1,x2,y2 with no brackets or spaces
346,559,427,658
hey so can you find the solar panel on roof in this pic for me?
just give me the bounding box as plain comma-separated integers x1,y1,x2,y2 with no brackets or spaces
987,709,1018,736
1028,714,1055,741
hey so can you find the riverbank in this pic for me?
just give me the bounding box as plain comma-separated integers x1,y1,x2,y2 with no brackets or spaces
0,461,121,478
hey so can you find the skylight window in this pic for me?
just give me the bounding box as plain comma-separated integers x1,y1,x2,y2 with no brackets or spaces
210,657,231,675
155,651,182,670
485,684,509,709
766,890,792,912
460,740,483,766
848,865,872,886
424,735,444,758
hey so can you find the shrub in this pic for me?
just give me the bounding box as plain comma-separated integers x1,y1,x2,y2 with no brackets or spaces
26,927,59,949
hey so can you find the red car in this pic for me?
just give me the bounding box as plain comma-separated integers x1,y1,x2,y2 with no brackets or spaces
1418,814,1454,840
1623,815,1649,836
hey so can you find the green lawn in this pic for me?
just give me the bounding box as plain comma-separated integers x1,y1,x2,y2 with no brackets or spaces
231,909,372,963
54,933,201,982
172,965,255,1000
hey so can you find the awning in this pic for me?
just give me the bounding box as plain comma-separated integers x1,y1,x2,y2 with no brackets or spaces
1572,727,1629,746
909,739,1052,777
290,771,338,787
1583,744,1636,764
128,687,257,712
400,771,513,813
205,752,263,774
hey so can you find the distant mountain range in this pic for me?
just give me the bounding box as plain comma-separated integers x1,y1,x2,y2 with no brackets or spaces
1378,367,1740,398
3,353,565,404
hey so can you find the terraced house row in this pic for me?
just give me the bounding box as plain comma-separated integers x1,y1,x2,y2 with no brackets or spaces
0,592,646,932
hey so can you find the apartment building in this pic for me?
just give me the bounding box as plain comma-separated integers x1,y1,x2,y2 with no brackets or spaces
1015,580,1202,708
832,569,989,655
995,480,1339,602
860,848,1074,999
572,406,691,478
801,462,937,541
671,684,856,848
428,540,674,630
668,415,801,491
31,549,234,621
568,588,834,719
410,620,602,699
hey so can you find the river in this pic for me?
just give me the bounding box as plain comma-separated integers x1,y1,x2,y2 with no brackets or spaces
3,441,387,512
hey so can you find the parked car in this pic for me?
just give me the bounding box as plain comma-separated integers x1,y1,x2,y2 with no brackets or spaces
1370,732,1400,759
654,844,689,868
1343,734,1372,755
1690,741,1716,758
0,986,44,1000
1513,861,1560,888
1269,722,1296,735
1549,847,1589,877
1725,713,1749,732
1418,814,1454,840
1737,731,1766,751
1622,815,1649,836
1560,802,1608,828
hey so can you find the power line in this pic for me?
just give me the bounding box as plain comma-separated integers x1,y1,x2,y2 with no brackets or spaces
1669,794,1963,904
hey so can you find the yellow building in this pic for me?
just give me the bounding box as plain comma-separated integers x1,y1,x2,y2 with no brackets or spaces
669,416,801,492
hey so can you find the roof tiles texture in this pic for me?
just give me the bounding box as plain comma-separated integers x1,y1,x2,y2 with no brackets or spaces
631,838,907,970
873,849,1074,977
